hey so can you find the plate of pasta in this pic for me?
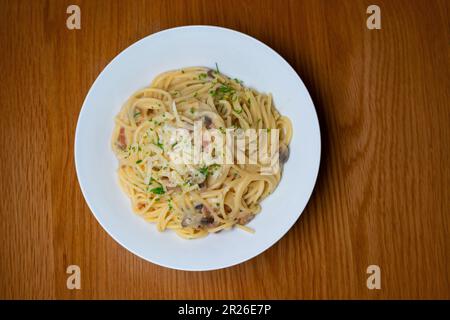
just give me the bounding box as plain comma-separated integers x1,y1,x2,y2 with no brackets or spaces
75,26,320,271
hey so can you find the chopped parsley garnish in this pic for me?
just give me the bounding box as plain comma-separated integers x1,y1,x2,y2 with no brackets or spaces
150,187,165,195
198,73,207,80
215,62,220,74
199,166,209,176
234,78,243,84
218,85,234,94
233,107,243,114
155,141,164,150
134,112,141,118
136,159,143,164
199,164,221,178
210,84,235,99
209,164,221,171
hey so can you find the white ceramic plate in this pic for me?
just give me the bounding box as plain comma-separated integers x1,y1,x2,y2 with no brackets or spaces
75,26,320,271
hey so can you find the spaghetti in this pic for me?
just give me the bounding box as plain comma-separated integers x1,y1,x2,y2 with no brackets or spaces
111,67,292,239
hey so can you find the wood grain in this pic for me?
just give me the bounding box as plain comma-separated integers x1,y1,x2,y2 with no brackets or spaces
0,0,448,299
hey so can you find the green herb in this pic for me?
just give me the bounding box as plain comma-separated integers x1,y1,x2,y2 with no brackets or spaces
134,112,141,118
136,159,142,164
154,141,164,150
198,73,207,80
219,127,226,134
168,199,173,210
233,107,243,114
209,84,236,99
234,78,243,84
209,164,221,171
190,107,195,114
215,62,220,74
199,166,209,176
150,187,165,195
171,141,178,148
218,85,234,94
193,92,198,98
199,164,221,178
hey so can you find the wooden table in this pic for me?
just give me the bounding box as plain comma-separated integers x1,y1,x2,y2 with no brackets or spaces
0,0,448,299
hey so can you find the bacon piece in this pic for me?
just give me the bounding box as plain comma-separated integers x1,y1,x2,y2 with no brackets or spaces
207,69,215,78
117,127,127,150
201,205,210,215
137,203,145,210
167,186,181,193
204,116,213,129
202,137,210,149
200,216,214,226
237,214,255,225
